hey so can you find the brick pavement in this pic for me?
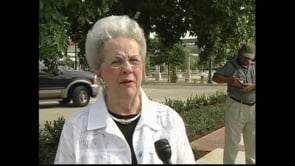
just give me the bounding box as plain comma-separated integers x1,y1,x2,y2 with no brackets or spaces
190,127,246,164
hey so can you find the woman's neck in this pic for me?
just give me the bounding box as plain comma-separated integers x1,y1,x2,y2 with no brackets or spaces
105,91,141,115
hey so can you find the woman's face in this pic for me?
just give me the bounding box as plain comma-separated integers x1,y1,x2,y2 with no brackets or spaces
100,37,144,97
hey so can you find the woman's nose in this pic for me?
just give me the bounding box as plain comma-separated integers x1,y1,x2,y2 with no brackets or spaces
121,60,133,73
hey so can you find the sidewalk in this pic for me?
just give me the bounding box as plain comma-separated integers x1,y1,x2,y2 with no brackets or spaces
190,127,246,164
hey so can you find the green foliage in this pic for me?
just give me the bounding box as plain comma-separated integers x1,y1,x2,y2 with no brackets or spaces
164,91,227,114
178,52,189,71
144,0,186,45
163,92,226,138
148,37,166,67
183,104,225,136
148,38,187,82
149,39,188,81
39,116,66,165
39,0,114,69
40,0,255,72
58,57,75,69
39,0,70,68
170,65,178,83
155,42,187,66
165,98,185,113
145,54,151,76
183,0,255,66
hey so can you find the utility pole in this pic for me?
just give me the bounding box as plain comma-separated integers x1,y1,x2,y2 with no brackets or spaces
207,55,213,83
187,54,191,82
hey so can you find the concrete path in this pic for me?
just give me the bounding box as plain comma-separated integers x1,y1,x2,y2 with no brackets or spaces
190,127,246,164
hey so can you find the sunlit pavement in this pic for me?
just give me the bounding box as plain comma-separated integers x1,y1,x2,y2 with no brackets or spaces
191,127,246,164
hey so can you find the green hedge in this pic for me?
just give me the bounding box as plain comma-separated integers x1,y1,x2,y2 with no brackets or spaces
163,92,226,137
39,117,65,165
182,104,225,138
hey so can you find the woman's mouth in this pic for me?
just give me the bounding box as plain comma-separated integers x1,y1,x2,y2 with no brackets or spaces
120,80,134,84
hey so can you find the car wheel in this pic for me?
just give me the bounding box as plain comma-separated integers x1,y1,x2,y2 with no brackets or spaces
58,98,71,105
72,86,90,107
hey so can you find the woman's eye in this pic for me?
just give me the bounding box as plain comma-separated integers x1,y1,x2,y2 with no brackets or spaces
130,58,140,63
111,59,122,64
130,59,138,62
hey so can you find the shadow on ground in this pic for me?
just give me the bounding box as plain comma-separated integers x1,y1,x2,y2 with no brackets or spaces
39,103,76,109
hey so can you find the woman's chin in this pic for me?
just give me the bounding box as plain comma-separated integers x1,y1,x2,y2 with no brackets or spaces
120,87,139,97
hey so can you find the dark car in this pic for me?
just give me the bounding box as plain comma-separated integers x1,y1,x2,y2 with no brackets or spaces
39,63,100,107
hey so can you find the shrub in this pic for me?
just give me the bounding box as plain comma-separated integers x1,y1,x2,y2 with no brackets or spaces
39,116,65,165
181,103,225,138
170,70,178,83
163,92,227,113
163,92,226,140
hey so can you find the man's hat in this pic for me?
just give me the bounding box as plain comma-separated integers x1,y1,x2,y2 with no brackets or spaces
240,43,255,60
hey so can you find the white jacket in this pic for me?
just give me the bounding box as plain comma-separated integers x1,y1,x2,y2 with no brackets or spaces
54,88,195,164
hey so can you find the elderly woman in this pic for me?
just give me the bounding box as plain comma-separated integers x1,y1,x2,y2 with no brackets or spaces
54,15,195,164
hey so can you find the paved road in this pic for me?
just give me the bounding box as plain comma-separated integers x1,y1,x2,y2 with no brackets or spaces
39,83,227,128
142,84,226,103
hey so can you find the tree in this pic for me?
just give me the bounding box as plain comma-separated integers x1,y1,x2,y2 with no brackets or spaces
166,43,189,82
149,36,187,82
40,0,255,75
39,0,70,70
181,0,255,65
179,0,255,82
62,0,114,70
39,0,113,69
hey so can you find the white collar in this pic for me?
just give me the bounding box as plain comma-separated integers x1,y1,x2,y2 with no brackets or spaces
87,88,160,131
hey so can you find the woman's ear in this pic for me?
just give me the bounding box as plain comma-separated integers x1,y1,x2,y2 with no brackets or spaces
95,71,102,80
99,71,106,80
95,70,101,77
96,71,105,87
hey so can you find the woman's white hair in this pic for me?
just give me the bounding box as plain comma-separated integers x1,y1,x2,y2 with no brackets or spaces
85,15,147,72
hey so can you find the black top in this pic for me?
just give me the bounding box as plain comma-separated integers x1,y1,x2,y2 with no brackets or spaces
108,111,140,164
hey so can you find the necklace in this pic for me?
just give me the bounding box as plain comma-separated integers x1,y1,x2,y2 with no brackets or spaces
109,112,141,125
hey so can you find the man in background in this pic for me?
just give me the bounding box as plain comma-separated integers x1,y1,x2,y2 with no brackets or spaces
212,43,255,164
